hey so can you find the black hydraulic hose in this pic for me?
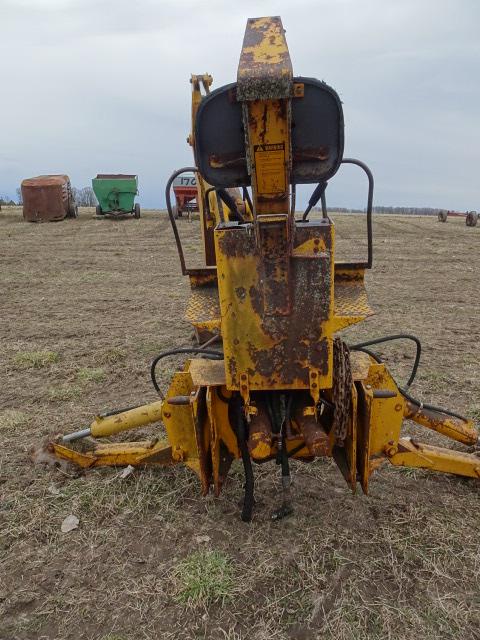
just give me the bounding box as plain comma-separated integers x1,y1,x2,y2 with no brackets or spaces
349,334,421,389
280,396,292,478
217,189,246,223
165,167,198,275
232,399,254,522
321,190,327,218
150,348,222,399
302,181,328,220
399,388,468,422
99,404,143,418
288,442,307,458
351,344,469,421
341,158,374,268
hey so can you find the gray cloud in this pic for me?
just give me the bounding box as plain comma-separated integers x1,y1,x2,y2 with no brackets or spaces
1,0,479,209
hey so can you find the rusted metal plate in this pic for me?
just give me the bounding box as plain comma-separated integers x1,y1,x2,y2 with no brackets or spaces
21,174,72,222
237,16,293,101
215,219,333,391
189,358,226,387
257,215,291,315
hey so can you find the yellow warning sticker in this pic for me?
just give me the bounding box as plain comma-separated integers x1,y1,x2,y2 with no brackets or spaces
254,143,286,194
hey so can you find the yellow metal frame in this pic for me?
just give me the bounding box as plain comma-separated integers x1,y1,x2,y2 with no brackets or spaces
46,16,479,508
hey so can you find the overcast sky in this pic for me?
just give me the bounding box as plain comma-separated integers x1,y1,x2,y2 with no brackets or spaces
1,0,479,209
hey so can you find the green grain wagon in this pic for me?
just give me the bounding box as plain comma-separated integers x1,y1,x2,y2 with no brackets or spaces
92,174,140,218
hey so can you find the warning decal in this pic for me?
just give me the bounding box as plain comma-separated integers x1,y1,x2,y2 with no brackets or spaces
254,143,286,194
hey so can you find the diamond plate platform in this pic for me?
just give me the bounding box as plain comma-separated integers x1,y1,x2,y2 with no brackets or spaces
185,285,221,330
334,281,373,318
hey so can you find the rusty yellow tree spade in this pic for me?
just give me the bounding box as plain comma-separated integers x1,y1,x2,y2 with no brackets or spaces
52,17,479,521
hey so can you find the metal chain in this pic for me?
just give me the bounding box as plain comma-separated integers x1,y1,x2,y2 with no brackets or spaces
332,338,353,445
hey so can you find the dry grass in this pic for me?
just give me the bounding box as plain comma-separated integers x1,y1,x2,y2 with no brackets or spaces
0,207,479,640
13,349,59,369
77,367,106,383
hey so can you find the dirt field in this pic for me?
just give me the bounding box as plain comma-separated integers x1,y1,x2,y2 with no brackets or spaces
1,206,479,640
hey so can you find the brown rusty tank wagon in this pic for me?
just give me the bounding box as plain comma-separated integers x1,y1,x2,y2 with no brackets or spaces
21,175,77,222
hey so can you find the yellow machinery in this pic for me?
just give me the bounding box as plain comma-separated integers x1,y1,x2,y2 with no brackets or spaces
51,17,479,521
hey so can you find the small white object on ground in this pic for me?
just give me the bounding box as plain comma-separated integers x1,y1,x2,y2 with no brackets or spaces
119,465,135,479
61,514,79,533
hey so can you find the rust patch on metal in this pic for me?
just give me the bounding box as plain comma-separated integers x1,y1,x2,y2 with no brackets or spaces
217,225,253,258
237,17,293,101
247,338,329,386
334,268,365,284
189,270,218,287
295,408,330,457
235,286,247,301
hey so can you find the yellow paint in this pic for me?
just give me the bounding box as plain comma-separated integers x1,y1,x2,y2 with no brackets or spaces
246,99,290,214
46,16,480,502
404,400,478,446
90,401,164,438
389,438,480,478
53,439,172,468
241,17,289,65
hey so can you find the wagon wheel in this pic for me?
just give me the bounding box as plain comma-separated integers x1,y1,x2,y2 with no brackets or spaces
466,212,477,227
134,203,141,219
438,211,447,222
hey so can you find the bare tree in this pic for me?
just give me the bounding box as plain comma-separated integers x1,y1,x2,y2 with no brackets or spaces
73,186,97,207
0,194,15,206
16,187,23,205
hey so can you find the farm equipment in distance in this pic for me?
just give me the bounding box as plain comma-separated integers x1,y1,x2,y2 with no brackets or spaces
92,174,140,219
47,17,480,521
438,210,478,226
21,175,77,222
172,173,198,219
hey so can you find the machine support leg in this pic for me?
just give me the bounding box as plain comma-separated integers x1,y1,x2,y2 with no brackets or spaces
387,437,480,479
404,400,478,446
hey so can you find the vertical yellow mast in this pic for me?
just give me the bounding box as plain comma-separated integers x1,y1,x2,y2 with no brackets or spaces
237,17,293,216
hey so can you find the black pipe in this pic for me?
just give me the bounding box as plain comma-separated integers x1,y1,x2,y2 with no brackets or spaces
150,347,222,399
165,167,199,275
302,181,328,220
217,189,246,223
321,190,327,218
349,334,421,389
351,342,469,421
231,398,254,522
341,158,374,268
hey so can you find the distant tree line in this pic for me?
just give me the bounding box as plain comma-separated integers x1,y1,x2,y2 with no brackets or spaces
0,195,16,206
372,206,443,216
314,205,445,216
2,186,97,207
72,186,97,207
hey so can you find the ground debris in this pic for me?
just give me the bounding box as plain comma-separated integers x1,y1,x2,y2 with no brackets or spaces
118,464,135,479
61,514,79,533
